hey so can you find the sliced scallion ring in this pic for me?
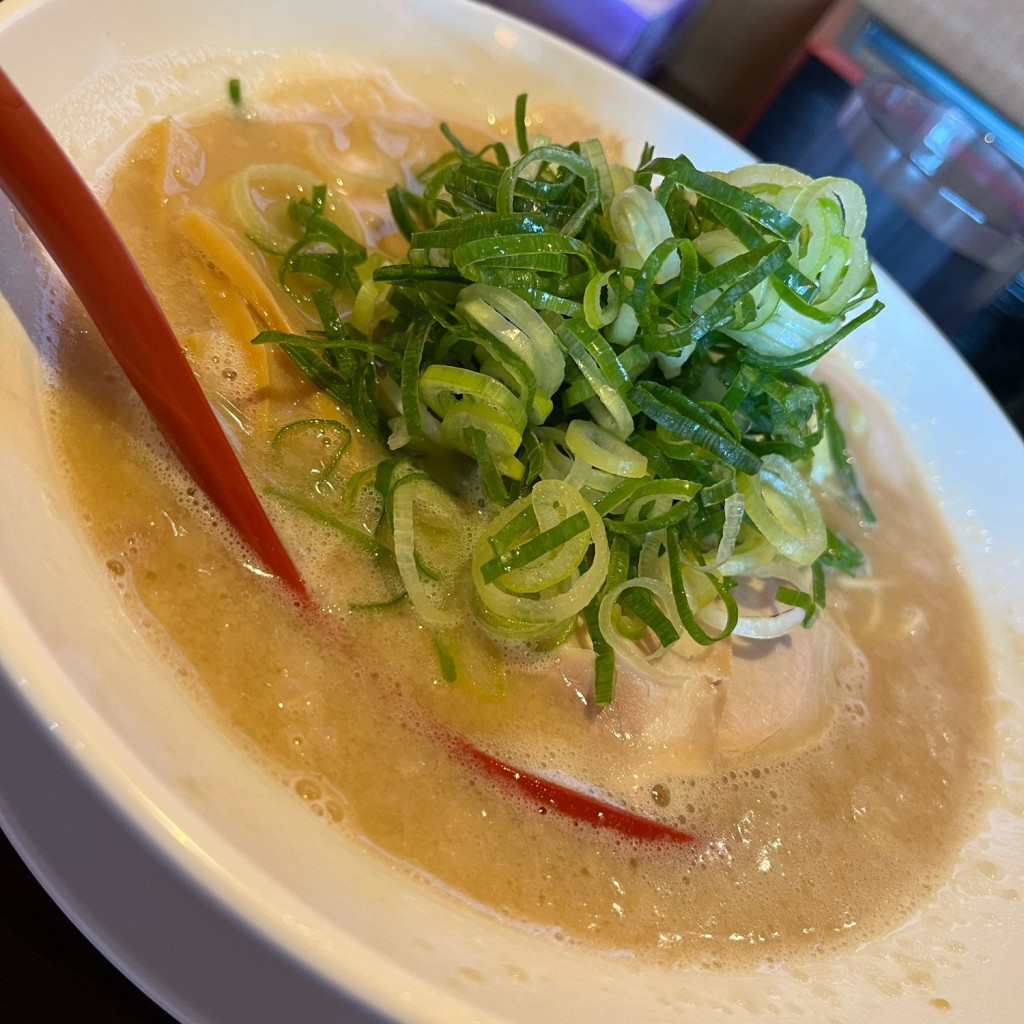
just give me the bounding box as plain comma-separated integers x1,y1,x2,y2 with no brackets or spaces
472,479,609,629
738,454,827,565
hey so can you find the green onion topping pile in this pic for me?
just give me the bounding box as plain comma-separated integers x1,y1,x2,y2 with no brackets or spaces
253,95,880,703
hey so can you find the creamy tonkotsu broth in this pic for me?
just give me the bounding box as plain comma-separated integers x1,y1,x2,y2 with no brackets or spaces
45,76,994,967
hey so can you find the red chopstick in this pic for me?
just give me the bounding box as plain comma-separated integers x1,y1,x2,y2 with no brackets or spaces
0,66,308,600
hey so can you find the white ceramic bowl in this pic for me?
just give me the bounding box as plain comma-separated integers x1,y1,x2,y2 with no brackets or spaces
1,1,1022,1021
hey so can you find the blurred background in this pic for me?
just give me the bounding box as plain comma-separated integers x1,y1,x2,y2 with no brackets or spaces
486,0,1024,433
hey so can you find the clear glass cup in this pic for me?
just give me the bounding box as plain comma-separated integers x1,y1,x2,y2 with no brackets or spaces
832,75,1024,338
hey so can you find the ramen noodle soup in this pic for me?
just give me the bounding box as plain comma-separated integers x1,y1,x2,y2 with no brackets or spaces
44,74,994,967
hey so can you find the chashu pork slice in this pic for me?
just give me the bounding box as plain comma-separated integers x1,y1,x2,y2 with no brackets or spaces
538,612,862,786
536,636,727,781
716,613,864,758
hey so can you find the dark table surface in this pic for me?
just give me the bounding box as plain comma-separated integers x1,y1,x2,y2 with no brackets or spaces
0,828,175,1022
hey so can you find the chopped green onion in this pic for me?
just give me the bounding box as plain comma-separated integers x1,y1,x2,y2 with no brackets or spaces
583,596,616,705
433,633,459,682
251,94,882,701
350,591,408,613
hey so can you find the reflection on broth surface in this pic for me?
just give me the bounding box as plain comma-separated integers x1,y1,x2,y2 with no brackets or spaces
46,75,994,966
